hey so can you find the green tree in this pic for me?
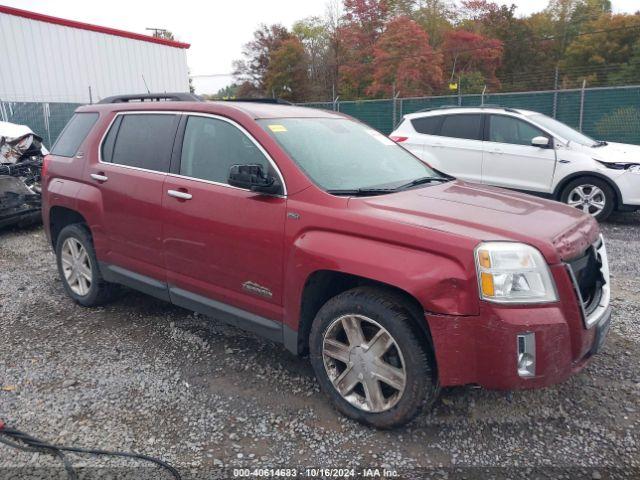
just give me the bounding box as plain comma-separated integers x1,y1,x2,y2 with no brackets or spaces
233,24,292,95
264,38,310,101
293,16,333,99
562,13,640,85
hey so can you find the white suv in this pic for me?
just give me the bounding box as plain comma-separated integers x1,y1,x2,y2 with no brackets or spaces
390,106,640,221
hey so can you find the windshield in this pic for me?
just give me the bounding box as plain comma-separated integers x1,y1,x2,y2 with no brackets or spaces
528,113,596,146
258,118,443,192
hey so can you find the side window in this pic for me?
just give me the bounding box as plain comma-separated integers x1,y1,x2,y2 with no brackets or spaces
100,115,122,163
108,114,179,172
411,115,443,135
439,114,482,140
489,115,545,146
180,116,268,185
51,112,99,157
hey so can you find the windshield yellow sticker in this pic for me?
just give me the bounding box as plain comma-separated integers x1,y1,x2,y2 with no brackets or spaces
268,124,287,132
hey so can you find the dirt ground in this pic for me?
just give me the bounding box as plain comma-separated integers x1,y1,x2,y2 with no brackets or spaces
0,214,639,479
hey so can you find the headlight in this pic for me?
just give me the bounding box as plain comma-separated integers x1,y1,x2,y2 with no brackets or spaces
628,165,640,174
475,242,558,304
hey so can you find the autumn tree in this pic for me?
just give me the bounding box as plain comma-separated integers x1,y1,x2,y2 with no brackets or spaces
368,16,443,97
562,13,640,85
441,29,503,90
338,0,390,98
264,38,310,101
233,24,292,96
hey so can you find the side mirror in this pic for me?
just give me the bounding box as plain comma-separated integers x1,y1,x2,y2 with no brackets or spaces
531,136,551,148
228,164,281,195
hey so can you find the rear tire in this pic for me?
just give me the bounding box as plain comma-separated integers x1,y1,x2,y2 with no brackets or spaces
55,224,117,307
309,287,438,429
560,177,615,221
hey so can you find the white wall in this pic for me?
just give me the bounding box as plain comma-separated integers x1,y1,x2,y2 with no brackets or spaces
0,12,190,103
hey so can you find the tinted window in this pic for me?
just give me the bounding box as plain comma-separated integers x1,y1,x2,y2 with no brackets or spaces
109,114,179,172
489,115,545,146
411,115,442,135
439,114,482,140
100,115,122,163
180,116,268,184
51,112,99,157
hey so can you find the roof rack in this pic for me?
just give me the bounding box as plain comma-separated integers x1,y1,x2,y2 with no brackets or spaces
414,104,520,114
98,93,203,104
221,98,293,105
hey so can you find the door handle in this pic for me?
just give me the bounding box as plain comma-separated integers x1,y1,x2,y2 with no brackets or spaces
90,173,108,182
167,189,193,200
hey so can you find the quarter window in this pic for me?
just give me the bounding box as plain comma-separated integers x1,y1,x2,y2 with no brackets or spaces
411,115,443,135
106,114,179,172
439,114,482,140
489,115,545,146
51,112,99,157
179,116,268,185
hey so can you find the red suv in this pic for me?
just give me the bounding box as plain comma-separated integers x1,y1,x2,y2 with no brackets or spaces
42,94,612,428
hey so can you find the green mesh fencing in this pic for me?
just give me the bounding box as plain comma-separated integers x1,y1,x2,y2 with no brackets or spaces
2,87,639,148
0,100,82,149
301,85,640,144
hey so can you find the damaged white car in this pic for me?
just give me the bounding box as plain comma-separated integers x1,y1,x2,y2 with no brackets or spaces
0,121,47,229
391,107,640,221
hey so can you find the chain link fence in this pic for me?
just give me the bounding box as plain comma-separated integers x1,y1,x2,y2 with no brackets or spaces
0,99,82,148
2,84,639,148
302,84,640,145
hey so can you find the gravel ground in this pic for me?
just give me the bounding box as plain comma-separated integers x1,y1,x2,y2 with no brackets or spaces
0,214,639,479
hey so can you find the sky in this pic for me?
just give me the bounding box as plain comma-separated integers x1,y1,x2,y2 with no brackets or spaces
5,0,640,94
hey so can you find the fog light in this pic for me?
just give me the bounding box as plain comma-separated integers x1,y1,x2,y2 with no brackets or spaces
517,333,536,378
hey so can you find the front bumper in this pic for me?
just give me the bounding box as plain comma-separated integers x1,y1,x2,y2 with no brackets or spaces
426,263,611,390
615,170,640,207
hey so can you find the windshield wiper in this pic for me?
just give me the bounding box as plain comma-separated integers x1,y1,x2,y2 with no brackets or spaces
592,140,608,147
327,188,398,196
393,176,449,191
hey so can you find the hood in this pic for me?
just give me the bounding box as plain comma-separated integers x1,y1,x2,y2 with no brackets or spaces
351,181,599,263
572,140,640,164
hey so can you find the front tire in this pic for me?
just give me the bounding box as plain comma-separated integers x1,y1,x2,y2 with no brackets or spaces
55,224,117,307
309,287,438,429
560,177,615,221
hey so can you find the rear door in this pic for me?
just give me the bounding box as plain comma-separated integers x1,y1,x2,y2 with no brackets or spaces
423,113,484,182
89,112,180,283
162,114,287,327
482,114,556,193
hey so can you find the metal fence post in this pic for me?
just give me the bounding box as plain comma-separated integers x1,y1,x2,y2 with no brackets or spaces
579,79,586,132
552,66,559,119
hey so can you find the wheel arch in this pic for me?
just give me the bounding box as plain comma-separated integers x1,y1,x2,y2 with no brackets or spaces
293,270,435,360
553,171,622,208
49,206,88,249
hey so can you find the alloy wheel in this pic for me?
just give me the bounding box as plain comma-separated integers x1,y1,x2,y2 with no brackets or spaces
322,314,406,413
566,184,606,216
60,238,92,296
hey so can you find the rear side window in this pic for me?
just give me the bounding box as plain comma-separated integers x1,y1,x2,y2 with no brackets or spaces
104,114,179,172
439,114,482,140
51,112,99,157
411,115,443,135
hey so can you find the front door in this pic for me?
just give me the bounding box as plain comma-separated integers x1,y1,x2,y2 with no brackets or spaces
162,114,287,325
481,114,556,193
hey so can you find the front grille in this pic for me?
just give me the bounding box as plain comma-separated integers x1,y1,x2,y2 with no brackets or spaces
566,236,610,328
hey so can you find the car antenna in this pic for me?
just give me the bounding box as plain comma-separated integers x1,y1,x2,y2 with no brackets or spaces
141,74,151,94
